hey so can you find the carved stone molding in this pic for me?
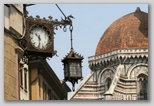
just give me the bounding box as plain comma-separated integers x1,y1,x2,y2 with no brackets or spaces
127,63,148,79
88,48,148,67
98,67,116,84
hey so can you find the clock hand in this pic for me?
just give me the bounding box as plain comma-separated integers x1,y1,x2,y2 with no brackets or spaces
35,33,38,37
38,42,40,47
38,35,42,49
35,33,41,41
35,33,41,48
38,35,41,41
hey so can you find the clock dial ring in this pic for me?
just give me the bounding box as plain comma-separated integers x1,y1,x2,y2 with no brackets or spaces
29,24,52,50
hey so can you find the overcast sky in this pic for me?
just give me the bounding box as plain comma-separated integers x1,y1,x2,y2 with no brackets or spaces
26,4,148,95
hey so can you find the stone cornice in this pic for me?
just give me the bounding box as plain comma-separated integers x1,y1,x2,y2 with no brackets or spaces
88,48,148,66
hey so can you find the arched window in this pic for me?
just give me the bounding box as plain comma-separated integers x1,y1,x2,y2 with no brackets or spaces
137,74,148,100
104,77,112,92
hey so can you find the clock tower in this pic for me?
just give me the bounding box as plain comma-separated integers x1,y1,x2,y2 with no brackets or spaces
19,15,55,58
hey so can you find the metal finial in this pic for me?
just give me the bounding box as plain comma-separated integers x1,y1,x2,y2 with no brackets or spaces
48,16,53,20
43,17,46,20
135,7,141,12
36,15,40,19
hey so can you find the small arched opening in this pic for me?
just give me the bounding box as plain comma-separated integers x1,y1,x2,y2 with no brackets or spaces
137,74,148,100
104,77,112,92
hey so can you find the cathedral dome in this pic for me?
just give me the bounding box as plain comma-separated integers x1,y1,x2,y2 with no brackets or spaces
95,7,148,55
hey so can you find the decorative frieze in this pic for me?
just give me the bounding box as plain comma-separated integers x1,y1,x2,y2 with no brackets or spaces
88,48,148,67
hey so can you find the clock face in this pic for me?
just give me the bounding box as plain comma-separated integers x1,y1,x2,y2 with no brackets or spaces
29,26,51,50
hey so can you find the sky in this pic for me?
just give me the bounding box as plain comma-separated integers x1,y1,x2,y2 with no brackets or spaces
27,4,148,96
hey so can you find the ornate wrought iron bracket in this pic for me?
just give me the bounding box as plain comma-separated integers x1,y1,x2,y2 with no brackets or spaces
51,15,74,32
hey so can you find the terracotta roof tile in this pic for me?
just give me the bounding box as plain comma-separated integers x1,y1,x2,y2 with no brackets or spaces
95,8,148,55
